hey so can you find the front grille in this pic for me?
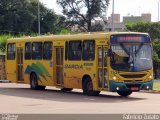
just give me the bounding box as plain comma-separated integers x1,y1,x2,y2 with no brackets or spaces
124,80,143,82
120,74,146,78
126,84,141,88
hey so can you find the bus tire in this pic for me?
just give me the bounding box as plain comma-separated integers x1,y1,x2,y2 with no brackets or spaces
83,77,100,96
61,88,73,92
38,86,46,90
117,90,132,97
30,73,39,90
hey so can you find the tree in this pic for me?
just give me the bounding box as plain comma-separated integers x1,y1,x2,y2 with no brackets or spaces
0,34,12,52
30,2,59,34
0,0,66,35
57,0,109,32
91,22,104,32
152,40,160,78
0,0,36,34
126,22,160,40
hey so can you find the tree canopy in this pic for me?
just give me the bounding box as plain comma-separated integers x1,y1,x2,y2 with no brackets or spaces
126,22,160,40
57,0,109,32
0,0,66,35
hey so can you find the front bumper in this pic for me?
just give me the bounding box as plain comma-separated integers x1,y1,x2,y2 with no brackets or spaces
109,80,153,92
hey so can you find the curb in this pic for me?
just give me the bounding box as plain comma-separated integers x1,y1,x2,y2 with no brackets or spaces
141,90,160,94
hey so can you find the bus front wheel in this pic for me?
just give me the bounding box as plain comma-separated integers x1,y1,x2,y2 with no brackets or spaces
83,77,100,96
30,73,46,90
117,90,132,97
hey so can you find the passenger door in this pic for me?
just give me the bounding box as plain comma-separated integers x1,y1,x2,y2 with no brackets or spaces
17,48,24,82
97,46,108,89
54,47,64,86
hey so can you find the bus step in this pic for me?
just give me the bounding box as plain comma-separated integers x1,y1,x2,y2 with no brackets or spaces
0,80,11,83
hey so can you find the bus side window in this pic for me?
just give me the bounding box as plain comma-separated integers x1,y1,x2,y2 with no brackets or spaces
7,43,16,60
25,42,31,60
43,42,52,60
83,40,95,61
68,41,82,60
32,42,43,60
65,41,68,60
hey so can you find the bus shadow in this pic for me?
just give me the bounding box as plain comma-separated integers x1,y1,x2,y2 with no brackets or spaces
0,87,146,103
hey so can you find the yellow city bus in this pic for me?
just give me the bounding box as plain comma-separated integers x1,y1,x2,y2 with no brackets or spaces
6,32,153,97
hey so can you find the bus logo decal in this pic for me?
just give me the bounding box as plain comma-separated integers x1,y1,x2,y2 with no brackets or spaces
25,62,52,82
65,64,83,69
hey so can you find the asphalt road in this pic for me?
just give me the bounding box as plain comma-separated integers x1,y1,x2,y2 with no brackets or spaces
0,83,160,114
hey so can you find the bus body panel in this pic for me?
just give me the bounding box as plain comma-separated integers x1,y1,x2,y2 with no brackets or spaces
6,32,153,96
6,59,17,82
24,60,54,86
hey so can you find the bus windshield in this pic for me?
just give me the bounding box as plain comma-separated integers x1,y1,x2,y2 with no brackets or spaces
110,43,152,72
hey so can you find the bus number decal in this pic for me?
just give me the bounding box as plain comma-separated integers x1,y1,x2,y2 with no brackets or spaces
84,63,93,66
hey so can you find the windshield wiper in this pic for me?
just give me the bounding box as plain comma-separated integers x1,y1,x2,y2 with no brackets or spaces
135,43,143,55
120,43,130,55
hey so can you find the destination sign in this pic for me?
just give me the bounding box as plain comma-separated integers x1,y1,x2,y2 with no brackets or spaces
110,34,151,43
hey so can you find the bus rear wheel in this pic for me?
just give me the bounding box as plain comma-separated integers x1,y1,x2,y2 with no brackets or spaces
30,73,46,90
117,90,132,97
83,77,100,96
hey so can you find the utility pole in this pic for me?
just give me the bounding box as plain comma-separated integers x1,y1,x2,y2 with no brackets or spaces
111,0,115,31
38,0,41,35
158,0,160,22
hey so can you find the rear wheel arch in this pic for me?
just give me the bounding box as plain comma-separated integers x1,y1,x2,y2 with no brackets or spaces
30,72,38,80
30,72,45,90
82,75,91,88
30,72,38,90
82,75,100,96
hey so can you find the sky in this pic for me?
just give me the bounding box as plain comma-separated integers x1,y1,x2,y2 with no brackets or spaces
40,0,159,22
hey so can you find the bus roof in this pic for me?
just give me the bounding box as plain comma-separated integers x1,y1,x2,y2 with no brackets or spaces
7,32,149,43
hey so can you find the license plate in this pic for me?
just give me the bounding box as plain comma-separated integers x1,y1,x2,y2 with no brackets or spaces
131,87,139,91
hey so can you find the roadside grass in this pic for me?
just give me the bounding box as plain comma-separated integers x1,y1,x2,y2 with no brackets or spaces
153,82,160,91
0,34,12,44
0,34,13,52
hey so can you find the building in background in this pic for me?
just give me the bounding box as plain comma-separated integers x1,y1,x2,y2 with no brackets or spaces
107,14,120,23
123,13,151,24
74,13,152,32
105,23,125,31
105,13,152,31
141,13,151,22
106,14,125,31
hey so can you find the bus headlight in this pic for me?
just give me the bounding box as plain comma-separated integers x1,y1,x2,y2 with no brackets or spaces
149,75,152,79
113,76,117,80
116,87,120,91
146,86,150,89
